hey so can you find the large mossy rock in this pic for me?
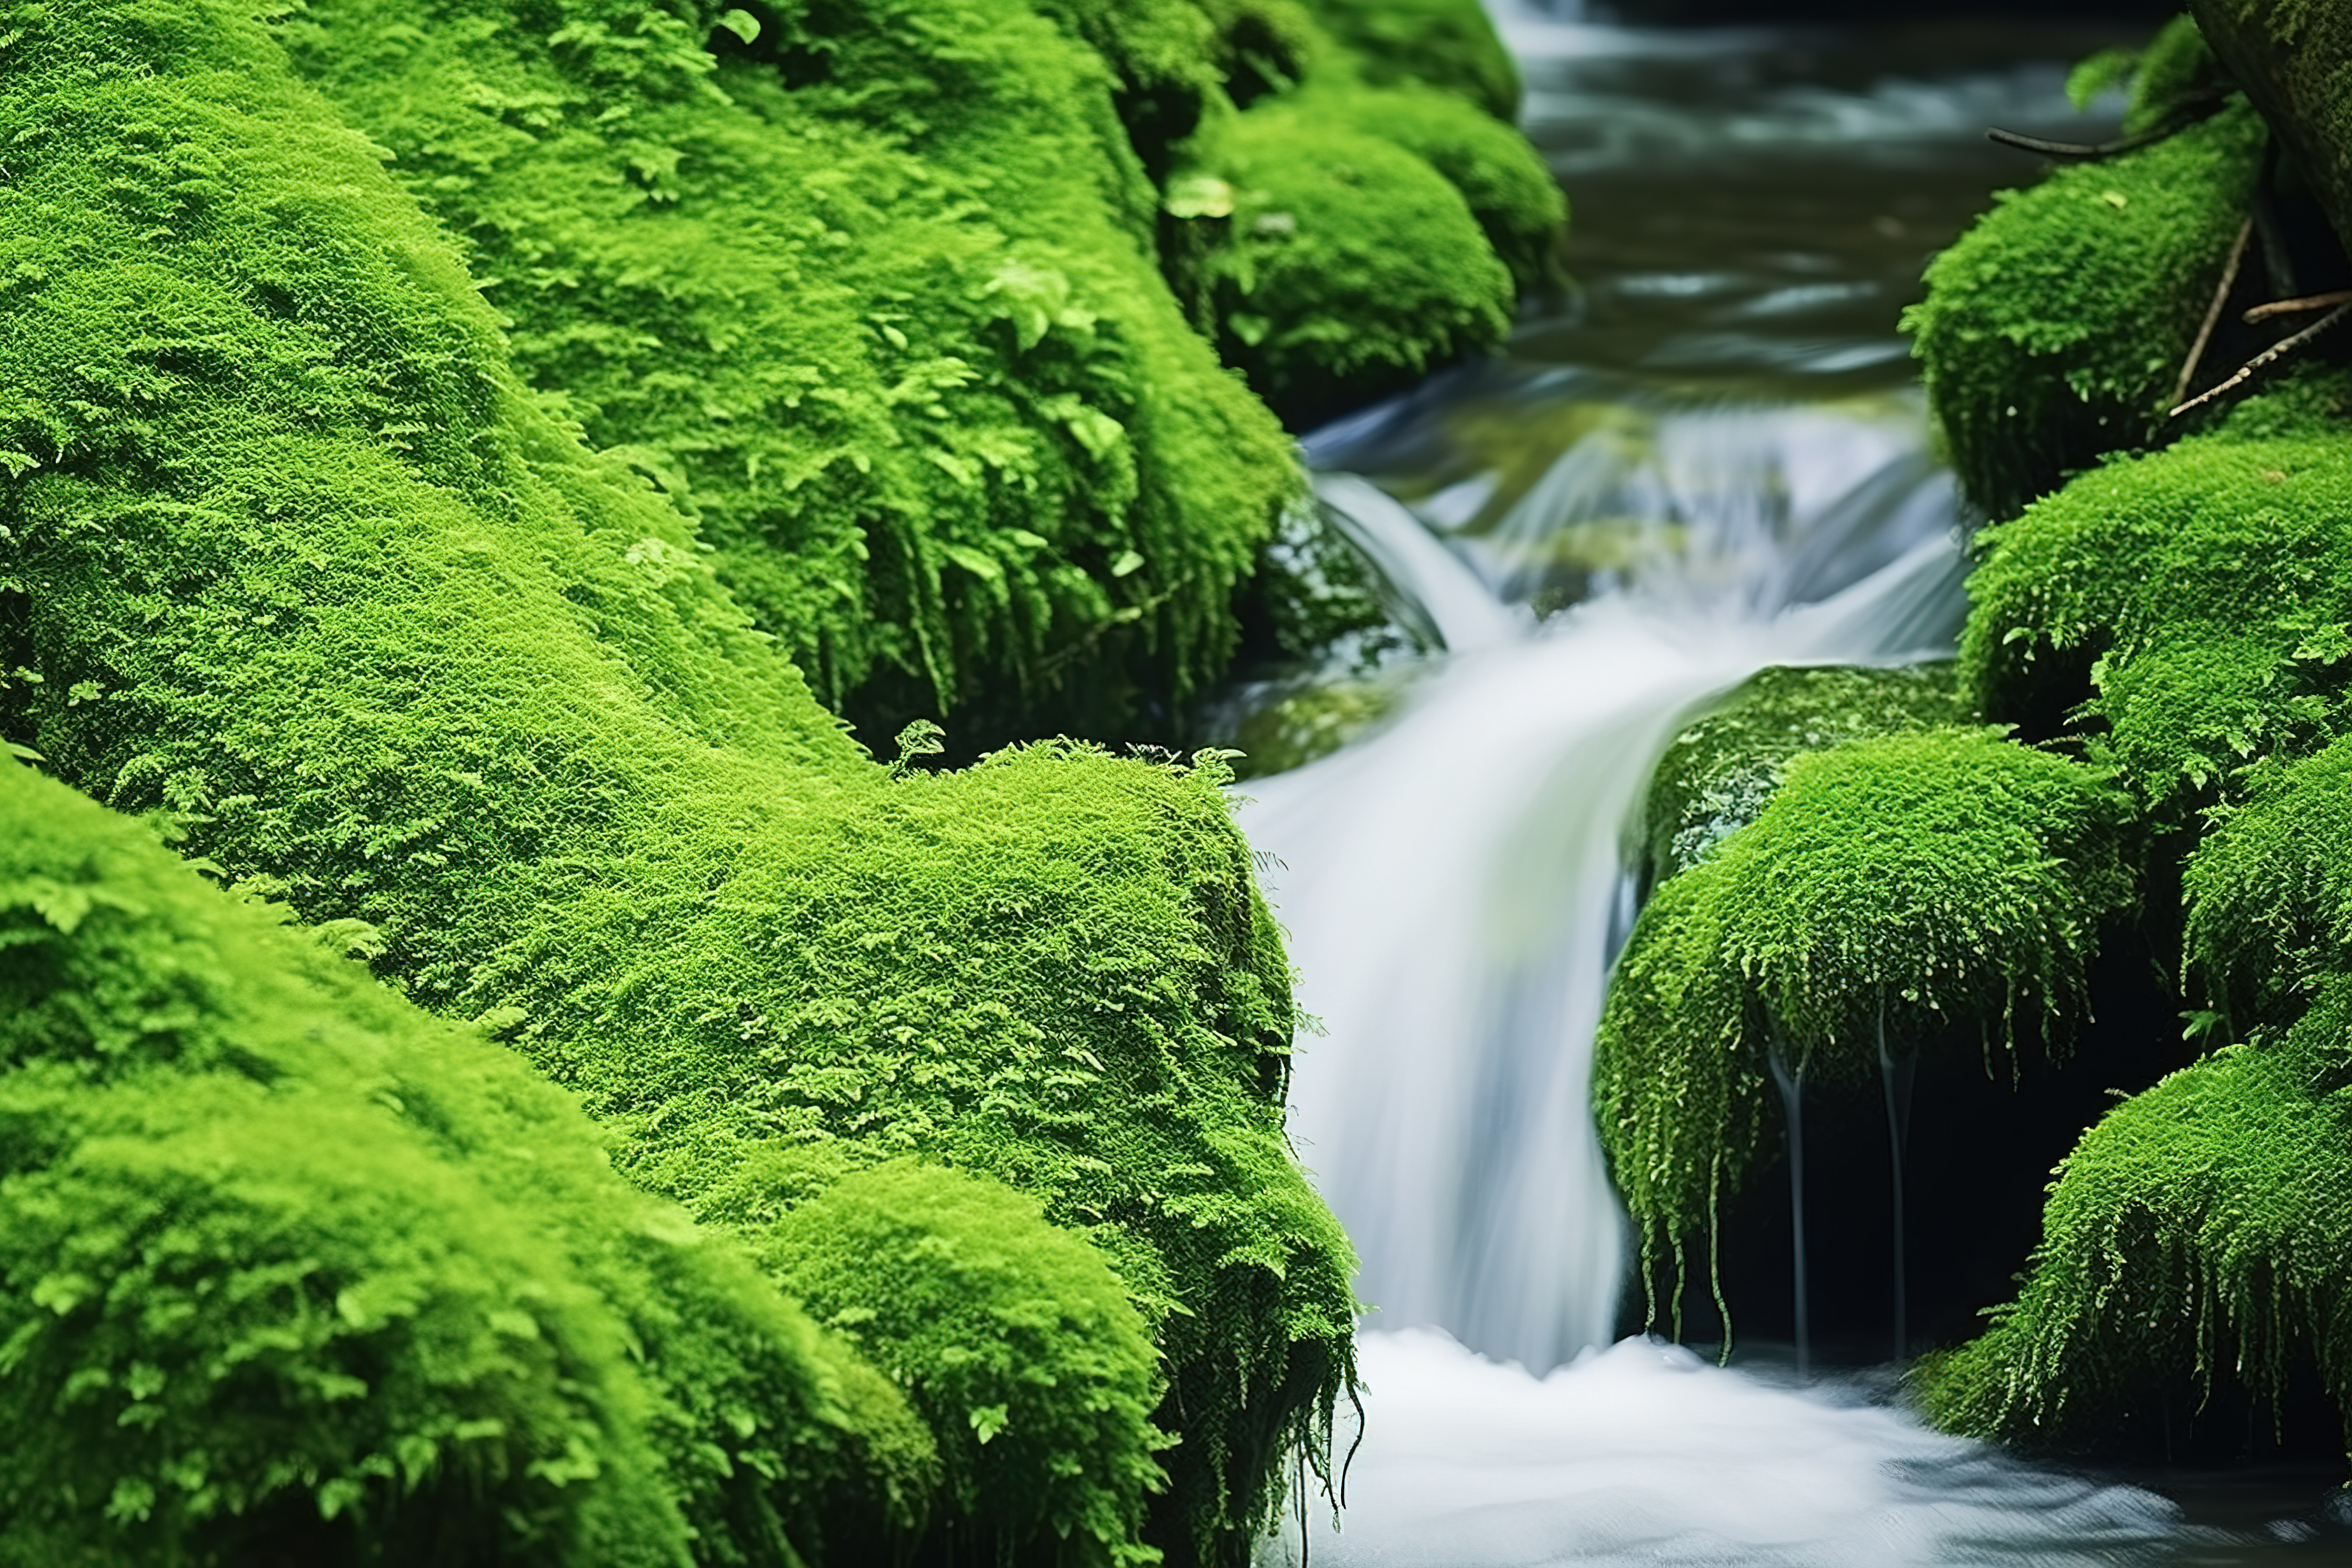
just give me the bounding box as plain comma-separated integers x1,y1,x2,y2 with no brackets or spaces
1963,377,2352,816
0,761,938,1567
1908,92,2264,521
0,4,1354,1560
1918,973,2352,1456
264,0,1558,735
1916,382,2352,1448
1597,726,2136,1326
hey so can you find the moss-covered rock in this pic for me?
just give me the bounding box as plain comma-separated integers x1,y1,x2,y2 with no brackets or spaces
1917,972,2352,1455
1299,0,1522,121
0,4,1353,1560
1907,96,2265,520
764,1162,1169,1566
0,760,937,1566
1638,662,1970,891
1962,375,2352,816
1596,728,2136,1329
275,0,1298,738
1166,104,1515,430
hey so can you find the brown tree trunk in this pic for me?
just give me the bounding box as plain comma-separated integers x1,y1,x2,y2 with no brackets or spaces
2191,0,2352,256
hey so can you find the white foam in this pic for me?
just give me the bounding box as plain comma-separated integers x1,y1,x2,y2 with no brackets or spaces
1260,1330,2186,1568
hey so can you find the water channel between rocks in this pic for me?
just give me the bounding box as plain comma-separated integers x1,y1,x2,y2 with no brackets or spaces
1224,7,2352,1564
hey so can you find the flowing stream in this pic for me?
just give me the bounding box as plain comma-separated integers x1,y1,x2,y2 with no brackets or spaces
1230,5,2352,1563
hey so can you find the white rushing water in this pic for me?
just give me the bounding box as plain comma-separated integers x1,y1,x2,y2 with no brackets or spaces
1238,396,2205,1563
1245,397,1961,1372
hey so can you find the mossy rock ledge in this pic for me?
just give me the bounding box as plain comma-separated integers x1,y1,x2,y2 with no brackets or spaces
1596,11,2352,1461
267,0,1560,739
0,1,1396,1560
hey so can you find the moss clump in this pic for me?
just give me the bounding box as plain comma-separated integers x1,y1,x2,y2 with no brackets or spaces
0,760,936,1565
1917,974,2352,1453
765,1162,1169,1565
1299,0,1522,120
1300,82,1569,299
1166,104,1515,430
277,0,1299,736
1907,97,2265,520
1962,376,2352,815
2181,732,2352,1029
0,5,1353,1561
1596,729,2136,1328
1639,663,1969,890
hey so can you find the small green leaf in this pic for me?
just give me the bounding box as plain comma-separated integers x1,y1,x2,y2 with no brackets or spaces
1228,312,1270,347
969,1403,1010,1445
1163,175,1234,220
717,7,761,45
2065,47,2137,112
1110,550,1144,578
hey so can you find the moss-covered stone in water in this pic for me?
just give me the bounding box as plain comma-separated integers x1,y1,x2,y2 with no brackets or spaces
1298,81,1570,298
1962,375,2352,816
0,5,1354,1560
1917,973,2352,1455
1906,97,2265,520
1300,0,1523,120
1596,729,2136,1331
1639,662,1969,891
0,761,938,1565
1167,103,1516,429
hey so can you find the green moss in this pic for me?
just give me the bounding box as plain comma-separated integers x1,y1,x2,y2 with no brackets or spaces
1906,98,2265,520
1166,102,1515,429
1299,82,1568,298
2182,734,2352,1027
1639,663,1969,890
765,1162,1169,1566
1917,973,2352,1452
1961,376,2352,815
0,6,1353,1561
1595,729,2136,1330
1297,0,1522,121
0,760,935,1565
2123,14,2231,134
275,0,1298,736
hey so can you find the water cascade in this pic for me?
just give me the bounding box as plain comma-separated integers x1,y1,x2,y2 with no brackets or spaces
1228,9,2318,1561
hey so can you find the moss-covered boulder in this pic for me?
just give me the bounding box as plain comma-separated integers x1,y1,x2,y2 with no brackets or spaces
1963,376,2352,815
0,760,938,1566
273,0,1296,738
0,4,1353,1559
1907,94,2264,520
1918,972,2352,1455
258,0,1559,734
1597,728,2136,1327
1166,105,1514,430
1300,0,1522,121
1638,663,1969,892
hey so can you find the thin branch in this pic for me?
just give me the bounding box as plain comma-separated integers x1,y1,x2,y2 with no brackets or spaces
2170,216,2254,411
1985,95,2230,163
2168,301,2352,420
2244,289,2352,325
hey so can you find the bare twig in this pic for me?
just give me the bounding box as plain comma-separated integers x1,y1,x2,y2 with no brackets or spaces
2168,301,2352,420
2170,216,2254,411
1985,95,2230,162
2244,289,2352,325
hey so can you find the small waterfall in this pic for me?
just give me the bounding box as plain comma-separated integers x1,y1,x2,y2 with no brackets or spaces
1242,394,1962,1374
